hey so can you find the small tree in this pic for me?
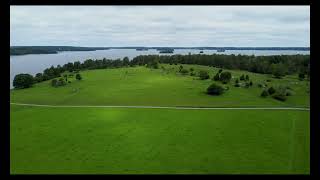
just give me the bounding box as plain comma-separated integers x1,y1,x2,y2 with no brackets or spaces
213,73,220,81
207,83,224,95
219,71,232,84
268,87,276,95
13,74,34,89
180,69,189,75
179,65,183,72
245,75,249,81
76,73,82,80
261,90,269,97
240,74,245,81
199,70,210,80
298,73,305,81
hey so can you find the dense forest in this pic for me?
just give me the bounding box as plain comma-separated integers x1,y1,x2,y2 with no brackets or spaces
10,46,110,55
16,54,309,88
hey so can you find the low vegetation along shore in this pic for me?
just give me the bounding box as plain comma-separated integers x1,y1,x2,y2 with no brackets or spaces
11,54,310,174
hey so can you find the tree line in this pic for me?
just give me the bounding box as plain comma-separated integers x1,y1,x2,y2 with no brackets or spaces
13,54,309,89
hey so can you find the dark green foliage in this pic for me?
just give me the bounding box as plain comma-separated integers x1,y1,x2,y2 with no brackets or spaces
244,82,250,88
35,73,43,82
261,90,269,97
272,63,286,78
272,93,287,101
76,74,82,80
179,65,183,72
268,87,276,95
245,75,249,81
58,78,66,86
218,69,223,73
219,71,232,84
266,79,272,82
190,67,194,72
199,70,210,80
147,61,159,69
13,74,34,89
249,81,253,86
240,74,245,81
190,72,196,76
299,73,305,81
235,79,239,83
213,73,220,81
180,69,189,75
234,83,240,87
207,83,224,95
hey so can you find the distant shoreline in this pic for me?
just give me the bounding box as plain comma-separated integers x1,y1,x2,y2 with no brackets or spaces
10,46,310,56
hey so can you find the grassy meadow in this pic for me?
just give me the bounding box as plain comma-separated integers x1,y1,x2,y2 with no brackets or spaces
10,64,310,174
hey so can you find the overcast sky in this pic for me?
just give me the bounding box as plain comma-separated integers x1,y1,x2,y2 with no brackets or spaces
10,6,310,47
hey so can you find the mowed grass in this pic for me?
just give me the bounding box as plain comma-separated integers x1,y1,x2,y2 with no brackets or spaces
10,105,309,174
10,64,310,107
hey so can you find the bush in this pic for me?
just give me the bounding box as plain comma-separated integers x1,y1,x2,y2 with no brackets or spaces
180,69,189,75
76,73,82,80
199,70,210,80
13,74,34,89
220,71,232,84
244,82,250,88
298,73,305,80
249,81,253,86
258,83,263,88
179,65,183,72
219,69,223,73
213,73,220,81
240,74,245,81
261,90,269,97
268,87,276,95
190,67,194,72
234,83,241,87
207,83,224,95
266,79,272,82
190,72,196,76
245,75,249,81
235,79,239,83
272,93,287,101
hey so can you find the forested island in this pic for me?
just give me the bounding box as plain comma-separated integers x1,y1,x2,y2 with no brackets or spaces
10,46,110,55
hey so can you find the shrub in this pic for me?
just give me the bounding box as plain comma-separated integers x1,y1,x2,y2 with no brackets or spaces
261,90,269,97
240,74,245,81
220,71,232,84
218,69,223,73
180,69,189,75
213,73,220,81
190,67,194,72
76,73,82,80
249,81,253,86
268,87,276,95
179,65,183,72
234,83,240,87
266,79,272,82
258,83,263,88
245,75,249,81
272,93,287,101
13,74,34,89
298,73,305,81
207,83,224,95
235,79,239,83
199,70,210,80
244,82,250,88
68,81,71,83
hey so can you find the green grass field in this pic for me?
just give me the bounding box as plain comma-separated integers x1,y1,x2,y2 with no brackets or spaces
10,64,310,174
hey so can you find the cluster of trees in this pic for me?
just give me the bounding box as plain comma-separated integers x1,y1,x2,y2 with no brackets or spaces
213,70,232,84
260,86,293,101
207,83,225,95
13,74,35,89
131,54,310,78
51,73,82,87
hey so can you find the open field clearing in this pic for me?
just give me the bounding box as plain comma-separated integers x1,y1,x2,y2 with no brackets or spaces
10,65,310,107
10,105,309,174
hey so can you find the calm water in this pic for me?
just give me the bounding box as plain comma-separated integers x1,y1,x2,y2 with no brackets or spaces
10,49,310,88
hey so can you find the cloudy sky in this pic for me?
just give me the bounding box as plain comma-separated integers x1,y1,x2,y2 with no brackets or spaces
10,6,310,47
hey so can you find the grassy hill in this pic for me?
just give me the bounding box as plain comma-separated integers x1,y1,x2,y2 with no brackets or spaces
10,64,310,174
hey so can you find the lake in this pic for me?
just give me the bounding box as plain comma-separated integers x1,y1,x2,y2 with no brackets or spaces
10,49,310,89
